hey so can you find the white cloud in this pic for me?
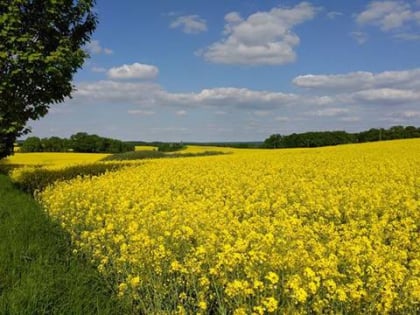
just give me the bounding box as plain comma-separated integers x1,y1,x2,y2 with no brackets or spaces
399,110,420,118
161,87,301,109
200,2,317,65
351,88,420,104
85,40,114,55
107,63,159,80
170,15,207,34
305,108,349,117
70,66,420,135
350,31,369,44
38,65,420,141
293,68,420,91
356,1,420,32
73,81,305,110
74,68,420,112
75,80,164,105
293,68,420,107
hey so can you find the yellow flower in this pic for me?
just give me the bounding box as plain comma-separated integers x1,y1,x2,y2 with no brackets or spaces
129,276,140,288
265,271,279,285
262,297,278,313
233,307,247,315
198,301,207,311
35,139,420,314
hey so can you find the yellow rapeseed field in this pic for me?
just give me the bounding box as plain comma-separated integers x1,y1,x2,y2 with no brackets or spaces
181,145,235,154
38,139,420,314
2,152,110,166
134,145,156,151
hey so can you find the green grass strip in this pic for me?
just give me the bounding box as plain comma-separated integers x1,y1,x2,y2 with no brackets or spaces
0,175,129,314
102,150,227,161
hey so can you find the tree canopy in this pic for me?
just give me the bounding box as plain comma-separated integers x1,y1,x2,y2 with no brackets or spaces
263,126,420,149
20,133,134,153
0,0,97,159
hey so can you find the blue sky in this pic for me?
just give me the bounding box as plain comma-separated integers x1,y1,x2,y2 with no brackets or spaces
28,0,420,142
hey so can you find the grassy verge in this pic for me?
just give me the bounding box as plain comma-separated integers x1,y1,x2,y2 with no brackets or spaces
10,162,131,195
102,150,227,161
0,175,129,314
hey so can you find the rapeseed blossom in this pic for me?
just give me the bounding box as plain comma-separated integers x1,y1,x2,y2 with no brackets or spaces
39,139,420,314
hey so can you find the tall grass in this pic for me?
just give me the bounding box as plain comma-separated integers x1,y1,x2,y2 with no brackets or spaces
0,175,129,314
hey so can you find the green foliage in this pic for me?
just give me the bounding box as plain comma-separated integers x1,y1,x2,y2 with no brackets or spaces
264,134,283,148
41,136,67,152
358,126,420,142
157,142,186,152
264,126,420,149
20,136,43,152
70,132,134,153
0,163,20,175
20,132,135,153
102,150,227,161
11,162,129,194
0,175,128,314
0,0,97,159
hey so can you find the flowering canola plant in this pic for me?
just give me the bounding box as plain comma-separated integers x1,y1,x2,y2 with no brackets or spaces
2,152,110,166
39,139,420,314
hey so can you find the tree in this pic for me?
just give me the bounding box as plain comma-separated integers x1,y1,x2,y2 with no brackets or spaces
0,0,97,159
41,136,65,152
20,136,42,152
264,134,283,148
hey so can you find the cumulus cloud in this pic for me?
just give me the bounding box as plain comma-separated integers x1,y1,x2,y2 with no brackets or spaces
351,88,420,104
356,1,420,33
69,66,420,135
85,40,113,55
293,68,420,108
75,80,164,105
170,15,207,34
163,88,302,109
399,110,420,118
107,63,159,80
293,68,420,91
73,80,305,110
305,108,350,117
75,67,420,111
200,2,317,65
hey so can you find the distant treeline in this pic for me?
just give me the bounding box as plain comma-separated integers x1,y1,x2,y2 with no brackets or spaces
126,141,263,149
186,142,263,149
264,125,420,148
20,132,134,153
125,141,187,152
